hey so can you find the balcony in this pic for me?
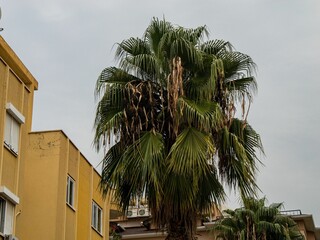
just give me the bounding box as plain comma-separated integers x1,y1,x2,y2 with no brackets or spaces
280,209,302,216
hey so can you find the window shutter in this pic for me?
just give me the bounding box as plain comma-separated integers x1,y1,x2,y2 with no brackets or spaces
0,199,6,233
11,119,20,152
4,114,11,146
4,201,14,234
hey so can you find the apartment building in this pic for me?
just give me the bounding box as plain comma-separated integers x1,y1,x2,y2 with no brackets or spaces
0,35,38,239
113,209,320,240
0,36,110,240
15,130,110,239
110,205,223,240
282,210,320,240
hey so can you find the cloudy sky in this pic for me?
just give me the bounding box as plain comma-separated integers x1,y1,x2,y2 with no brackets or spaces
1,0,319,225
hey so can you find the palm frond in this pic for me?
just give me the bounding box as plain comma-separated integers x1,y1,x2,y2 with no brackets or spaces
200,39,233,55
101,131,165,212
120,54,159,79
164,127,225,216
178,97,222,132
218,51,256,79
218,118,264,197
181,25,209,45
167,127,215,176
95,67,136,98
225,77,257,106
94,87,124,151
144,17,173,57
116,37,151,60
100,142,123,196
159,28,203,68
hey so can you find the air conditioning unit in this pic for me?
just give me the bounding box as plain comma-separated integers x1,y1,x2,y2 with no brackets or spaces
5,235,19,240
126,208,138,218
137,208,149,217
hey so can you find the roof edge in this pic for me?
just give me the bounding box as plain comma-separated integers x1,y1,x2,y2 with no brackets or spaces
0,36,39,90
29,129,101,175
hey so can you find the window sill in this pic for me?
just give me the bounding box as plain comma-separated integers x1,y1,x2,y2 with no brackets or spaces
4,142,18,157
66,203,76,212
92,226,103,237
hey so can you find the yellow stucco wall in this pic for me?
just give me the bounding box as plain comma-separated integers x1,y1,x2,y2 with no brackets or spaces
0,36,111,239
15,131,110,240
1,149,18,191
77,155,92,239
16,131,61,239
0,36,38,238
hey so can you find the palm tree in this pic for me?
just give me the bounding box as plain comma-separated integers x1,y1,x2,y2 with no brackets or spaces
213,198,304,240
94,18,264,239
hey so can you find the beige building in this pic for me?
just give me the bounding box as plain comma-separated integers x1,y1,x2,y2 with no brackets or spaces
0,36,110,240
110,205,222,240
282,210,320,240
112,209,320,240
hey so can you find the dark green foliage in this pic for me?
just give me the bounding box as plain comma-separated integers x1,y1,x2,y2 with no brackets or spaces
94,18,264,239
213,198,304,240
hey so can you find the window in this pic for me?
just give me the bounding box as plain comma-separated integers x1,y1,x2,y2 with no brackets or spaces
66,176,75,207
4,103,25,155
92,201,103,234
0,198,14,235
0,198,5,233
4,113,20,154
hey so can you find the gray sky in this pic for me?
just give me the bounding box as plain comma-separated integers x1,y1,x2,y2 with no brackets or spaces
1,0,319,225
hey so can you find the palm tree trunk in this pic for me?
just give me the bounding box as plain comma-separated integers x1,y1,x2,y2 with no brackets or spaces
165,219,197,240
246,216,250,240
253,224,256,240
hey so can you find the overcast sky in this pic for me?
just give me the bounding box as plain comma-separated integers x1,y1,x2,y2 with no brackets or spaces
1,0,319,225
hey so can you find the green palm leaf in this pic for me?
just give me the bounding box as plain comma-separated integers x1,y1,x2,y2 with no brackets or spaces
178,97,222,131
212,198,304,240
200,39,232,55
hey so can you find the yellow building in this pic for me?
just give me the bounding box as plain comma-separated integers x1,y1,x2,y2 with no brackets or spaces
0,35,38,240
0,36,110,240
16,130,110,240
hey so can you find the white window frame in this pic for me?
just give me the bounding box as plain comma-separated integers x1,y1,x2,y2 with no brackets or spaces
0,186,19,235
92,201,103,234
0,197,14,235
4,103,25,155
66,176,75,207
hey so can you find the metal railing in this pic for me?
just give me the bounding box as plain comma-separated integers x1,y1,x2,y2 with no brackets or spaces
280,209,302,216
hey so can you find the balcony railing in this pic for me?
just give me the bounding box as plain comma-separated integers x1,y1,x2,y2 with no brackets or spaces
280,209,302,216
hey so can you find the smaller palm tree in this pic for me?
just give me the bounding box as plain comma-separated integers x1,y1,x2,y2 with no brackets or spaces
212,197,304,240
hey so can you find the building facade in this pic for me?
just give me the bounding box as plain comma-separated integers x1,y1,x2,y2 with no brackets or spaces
281,210,320,240
16,130,110,240
113,210,320,240
110,205,223,240
0,35,38,239
0,36,110,240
